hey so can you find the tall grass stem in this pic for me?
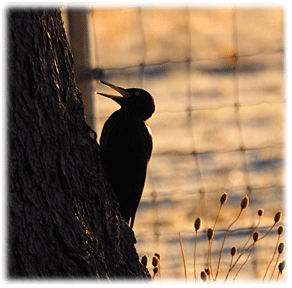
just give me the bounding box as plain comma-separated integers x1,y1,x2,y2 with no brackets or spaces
179,232,187,282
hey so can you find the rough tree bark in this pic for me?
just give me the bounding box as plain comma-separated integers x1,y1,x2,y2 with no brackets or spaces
8,9,150,280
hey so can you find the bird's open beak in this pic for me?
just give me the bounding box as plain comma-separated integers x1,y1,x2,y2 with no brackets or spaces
96,80,131,101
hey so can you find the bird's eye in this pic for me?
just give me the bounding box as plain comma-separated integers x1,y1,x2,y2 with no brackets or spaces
134,91,139,96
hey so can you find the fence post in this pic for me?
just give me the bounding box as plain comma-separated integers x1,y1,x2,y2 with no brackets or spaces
67,9,94,128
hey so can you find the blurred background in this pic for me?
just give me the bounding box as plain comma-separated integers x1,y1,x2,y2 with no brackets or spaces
62,7,284,282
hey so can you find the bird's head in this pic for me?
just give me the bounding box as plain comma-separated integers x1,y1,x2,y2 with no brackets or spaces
96,80,155,121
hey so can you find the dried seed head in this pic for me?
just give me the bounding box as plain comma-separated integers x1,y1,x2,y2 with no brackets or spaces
230,246,237,257
278,242,284,254
258,209,264,217
220,192,228,205
204,267,210,276
207,228,214,240
253,231,259,242
195,217,202,231
278,226,284,235
201,271,207,282
152,255,159,267
240,196,249,210
154,252,161,260
153,267,158,275
274,211,282,223
279,261,286,274
141,255,148,267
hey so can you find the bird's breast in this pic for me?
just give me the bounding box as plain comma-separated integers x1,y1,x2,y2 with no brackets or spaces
145,122,152,138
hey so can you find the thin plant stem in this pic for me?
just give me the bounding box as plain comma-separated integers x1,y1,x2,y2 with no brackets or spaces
224,255,235,283
213,204,222,230
207,239,212,282
215,209,243,281
240,216,261,254
194,230,197,282
262,234,280,281
229,256,234,274
257,223,276,242
179,232,187,282
209,204,222,280
210,241,214,281
270,253,280,281
233,244,255,282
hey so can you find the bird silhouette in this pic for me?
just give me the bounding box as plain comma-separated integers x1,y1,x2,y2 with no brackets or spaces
96,80,155,228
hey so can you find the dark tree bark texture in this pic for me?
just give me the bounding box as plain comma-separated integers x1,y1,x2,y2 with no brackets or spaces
8,9,150,280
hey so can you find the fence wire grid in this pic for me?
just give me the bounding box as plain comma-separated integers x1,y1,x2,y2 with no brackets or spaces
70,7,285,281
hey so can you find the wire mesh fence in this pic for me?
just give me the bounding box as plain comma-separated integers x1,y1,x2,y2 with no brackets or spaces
71,7,285,281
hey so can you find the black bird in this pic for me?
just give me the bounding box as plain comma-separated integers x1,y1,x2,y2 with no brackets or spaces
96,80,155,228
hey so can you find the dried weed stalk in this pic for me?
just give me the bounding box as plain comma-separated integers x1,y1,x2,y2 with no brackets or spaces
177,192,285,283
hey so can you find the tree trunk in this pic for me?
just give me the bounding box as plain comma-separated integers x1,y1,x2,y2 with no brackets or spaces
8,8,150,280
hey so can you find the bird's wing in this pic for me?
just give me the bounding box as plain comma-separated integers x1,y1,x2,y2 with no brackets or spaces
100,112,152,222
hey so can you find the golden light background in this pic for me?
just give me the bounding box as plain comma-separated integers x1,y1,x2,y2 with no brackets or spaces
63,7,284,281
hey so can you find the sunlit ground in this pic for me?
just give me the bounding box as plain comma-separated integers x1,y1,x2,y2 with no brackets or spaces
80,7,284,282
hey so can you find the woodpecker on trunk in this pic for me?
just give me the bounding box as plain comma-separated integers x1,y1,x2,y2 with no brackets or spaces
96,80,155,228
